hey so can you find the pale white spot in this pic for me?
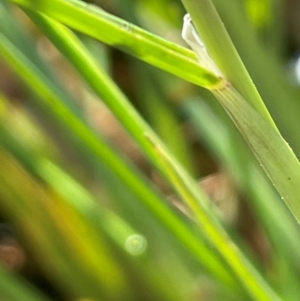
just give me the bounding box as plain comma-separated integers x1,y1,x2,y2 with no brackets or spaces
294,56,300,84
125,234,147,255
182,14,223,77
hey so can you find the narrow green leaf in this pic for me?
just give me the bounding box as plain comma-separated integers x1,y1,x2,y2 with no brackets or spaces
179,0,276,129
210,0,300,156
145,134,283,301
0,126,139,300
10,0,222,89
0,11,237,291
214,85,300,224
185,98,300,270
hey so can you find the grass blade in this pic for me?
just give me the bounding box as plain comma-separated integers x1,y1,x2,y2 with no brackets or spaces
145,133,283,301
10,0,223,89
184,98,300,270
179,0,276,129
0,265,52,301
214,85,300,223
0,7,238,292
210,0,300,156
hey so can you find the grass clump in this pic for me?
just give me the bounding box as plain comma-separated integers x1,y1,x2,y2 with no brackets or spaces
1,0,300,300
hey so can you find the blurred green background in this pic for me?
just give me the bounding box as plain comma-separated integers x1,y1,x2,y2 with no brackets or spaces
1,0,300,300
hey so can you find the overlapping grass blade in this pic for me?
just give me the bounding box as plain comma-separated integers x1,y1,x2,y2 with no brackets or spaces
10,0,222,90
2,1,300,301
179,0,276,129
145,133,282,301
178,0,300,229
213,86,300,223
18,10,285,301
0,107,190,301
184,98,300,272
211,0,300,155
0,2,238,292
0,149,139,301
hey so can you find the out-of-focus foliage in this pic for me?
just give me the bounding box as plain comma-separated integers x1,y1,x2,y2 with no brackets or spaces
1,0,300,301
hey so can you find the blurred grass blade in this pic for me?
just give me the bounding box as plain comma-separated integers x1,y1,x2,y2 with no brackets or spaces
214,86,300,224
37,159,139,248
145,134,283,301
0,150,138,301
1,2,296,301
19,8,220,227
0,2,82,115
0,110,189,301
10,0,222,89
22,10,199,180
0,265,52,301
184,98,300,270
0,7,239,292
23,9,163,167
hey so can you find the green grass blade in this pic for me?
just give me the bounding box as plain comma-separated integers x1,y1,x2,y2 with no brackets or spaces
179,0,276,129
184,98,300,270
210,0,300,156
0,12,238,291
2,2,297,300
0,266,52,301
0,150,138,301
22,10,196,177
176,0,300,228
0,104,196,301
145,134,283,301
214,85,300,224
10,0,222,90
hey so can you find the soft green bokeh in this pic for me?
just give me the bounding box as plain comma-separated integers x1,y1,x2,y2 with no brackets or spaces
1,0,300,300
